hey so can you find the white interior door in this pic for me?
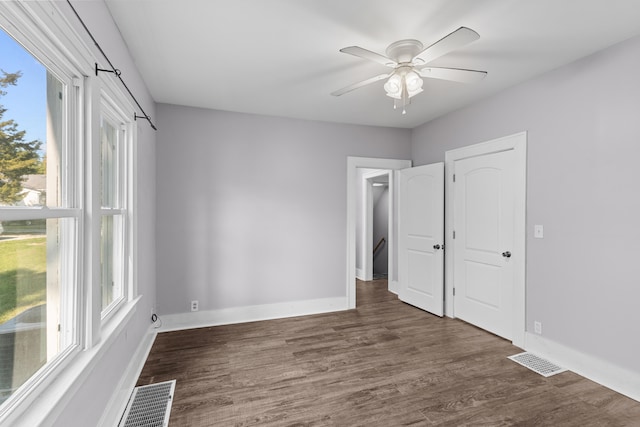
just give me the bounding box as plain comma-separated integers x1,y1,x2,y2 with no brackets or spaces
398,163,444,316
453,150,515,339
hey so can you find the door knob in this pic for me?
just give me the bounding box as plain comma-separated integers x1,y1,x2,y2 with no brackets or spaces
502,251,512,258
433,244,441,250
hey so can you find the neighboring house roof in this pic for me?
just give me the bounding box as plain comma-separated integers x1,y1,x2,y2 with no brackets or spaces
22,174,46,192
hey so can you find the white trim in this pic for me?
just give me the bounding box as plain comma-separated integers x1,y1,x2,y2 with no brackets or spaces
361,172,375,282
1,298,141,427
525,333,640,402
355,268,366,281
388,280,399,295
444,132,527,348
346,157,411,308
0,2,93,80
158,297,347,333
85,73,102,348
386,171,396,286
128,122,138,301
0,207,80,221
98,328,157,427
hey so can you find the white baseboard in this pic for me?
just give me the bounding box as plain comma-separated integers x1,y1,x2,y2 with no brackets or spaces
98,328,157,427
159,297,348,332
525,332,640,402
355,268,365,281
388,280,399,295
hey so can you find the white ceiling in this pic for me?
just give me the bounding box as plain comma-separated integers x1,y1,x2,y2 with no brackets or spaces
105,0,640,129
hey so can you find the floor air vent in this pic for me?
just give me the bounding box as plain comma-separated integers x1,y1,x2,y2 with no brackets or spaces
508,352,566,377
119,380,176,427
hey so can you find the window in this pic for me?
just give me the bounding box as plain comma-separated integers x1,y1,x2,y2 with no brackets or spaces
99,105,130,317
0,28,80,407
0,2,137,419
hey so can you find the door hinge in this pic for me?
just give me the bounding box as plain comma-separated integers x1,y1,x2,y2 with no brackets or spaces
453,288,456,296
453,230,456,239
58,324,61,332
453,174,456,182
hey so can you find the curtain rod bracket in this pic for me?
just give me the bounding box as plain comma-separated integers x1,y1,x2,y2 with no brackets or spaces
134,113,158,131
95,62,121,77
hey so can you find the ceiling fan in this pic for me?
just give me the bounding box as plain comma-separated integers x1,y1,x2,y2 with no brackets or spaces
331,27,487,114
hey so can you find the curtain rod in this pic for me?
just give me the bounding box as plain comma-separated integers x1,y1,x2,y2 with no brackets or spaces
66,0,157,131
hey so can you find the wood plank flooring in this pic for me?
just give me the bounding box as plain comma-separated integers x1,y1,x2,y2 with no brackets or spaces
136,280,640,426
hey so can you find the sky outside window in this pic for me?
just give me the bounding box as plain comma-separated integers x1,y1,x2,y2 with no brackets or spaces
0,27,46,152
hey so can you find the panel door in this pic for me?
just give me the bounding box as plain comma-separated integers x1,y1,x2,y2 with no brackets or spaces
398,163,444,316
453,150,515,339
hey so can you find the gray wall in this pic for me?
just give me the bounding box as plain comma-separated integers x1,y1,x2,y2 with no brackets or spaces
156,105,411,314
52,2,157,426
412,35,640,373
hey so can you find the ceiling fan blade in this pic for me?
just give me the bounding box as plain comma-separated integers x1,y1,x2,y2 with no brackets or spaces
418,67,487,83
340,46,397,67
413,27,480,65
331,73,391,96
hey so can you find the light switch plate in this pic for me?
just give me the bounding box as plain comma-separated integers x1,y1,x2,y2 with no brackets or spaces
534,225,544,238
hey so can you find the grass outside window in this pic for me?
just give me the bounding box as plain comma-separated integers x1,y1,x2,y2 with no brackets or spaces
0,225,46,325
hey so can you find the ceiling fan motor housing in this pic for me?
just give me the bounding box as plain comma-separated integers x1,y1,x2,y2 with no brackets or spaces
385,39,424,64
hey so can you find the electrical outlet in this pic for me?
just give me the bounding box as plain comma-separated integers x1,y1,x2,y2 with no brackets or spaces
534,321,542,335
191,300,199,312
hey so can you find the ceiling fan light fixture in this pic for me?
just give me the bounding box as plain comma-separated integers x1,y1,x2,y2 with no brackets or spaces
384,69,424,113
405,70,423,94
384,74,402,98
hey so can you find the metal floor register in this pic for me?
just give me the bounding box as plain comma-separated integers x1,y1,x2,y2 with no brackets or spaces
119,380,176,427
508,352,566,377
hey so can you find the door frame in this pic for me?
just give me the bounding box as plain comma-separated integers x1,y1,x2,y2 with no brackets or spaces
362,169,391,283
444,132,527,348
346,157,411,309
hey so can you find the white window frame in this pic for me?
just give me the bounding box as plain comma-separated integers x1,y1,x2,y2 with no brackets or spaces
0,1,139,424
98,91,133,322
0,17,84,422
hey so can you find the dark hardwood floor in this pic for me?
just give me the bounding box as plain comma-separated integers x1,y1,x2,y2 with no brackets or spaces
136,280,640,426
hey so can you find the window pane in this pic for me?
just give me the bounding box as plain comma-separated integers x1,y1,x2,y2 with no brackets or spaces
0,29,64,208
0,218,68,405
100,117,117,208
101,215,123,311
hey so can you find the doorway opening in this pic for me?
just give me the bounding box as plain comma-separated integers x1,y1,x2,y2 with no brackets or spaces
369,175,390,281
346,157,411,308
358,169,391,283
